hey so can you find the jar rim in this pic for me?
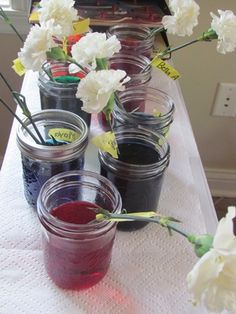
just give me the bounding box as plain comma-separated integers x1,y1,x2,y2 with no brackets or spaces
37,170,122,235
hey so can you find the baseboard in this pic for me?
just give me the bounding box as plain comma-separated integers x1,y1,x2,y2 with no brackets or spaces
205,168,236,198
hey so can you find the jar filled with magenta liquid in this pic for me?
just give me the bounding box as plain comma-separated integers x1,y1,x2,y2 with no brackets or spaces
37,170,122,290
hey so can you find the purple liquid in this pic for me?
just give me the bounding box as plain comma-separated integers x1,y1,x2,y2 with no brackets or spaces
43,201,115,290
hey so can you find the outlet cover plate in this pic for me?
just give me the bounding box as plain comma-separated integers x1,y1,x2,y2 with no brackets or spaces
212,82,236,117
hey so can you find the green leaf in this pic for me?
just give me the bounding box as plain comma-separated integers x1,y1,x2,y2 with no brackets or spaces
46,47,67,61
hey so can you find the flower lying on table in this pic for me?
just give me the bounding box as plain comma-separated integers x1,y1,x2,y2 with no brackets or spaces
93,206,236,313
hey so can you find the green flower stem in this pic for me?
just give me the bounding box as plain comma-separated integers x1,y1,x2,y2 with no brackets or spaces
0,98,41,144
66,56,89,74
146,26,165,39
96,58,108,70
0,6,24,43
0,72,45,145
158,38,200,58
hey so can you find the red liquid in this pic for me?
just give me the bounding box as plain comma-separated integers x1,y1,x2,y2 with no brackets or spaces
43,201,115,290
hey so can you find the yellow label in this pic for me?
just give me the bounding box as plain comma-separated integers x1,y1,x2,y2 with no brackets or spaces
91,131,118,159
12,58,26,76
73,18,90,35
151,57,180,80
48,128,80,143
62,37,68,54
153,109,162,117
29,12,40,23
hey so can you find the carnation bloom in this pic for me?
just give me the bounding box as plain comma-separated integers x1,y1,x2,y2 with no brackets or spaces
162,0,200,36
210,10,236,54
18,21,62,71
71,32,121,68
76,69,130,114
187,207,236,313
39,0,77,37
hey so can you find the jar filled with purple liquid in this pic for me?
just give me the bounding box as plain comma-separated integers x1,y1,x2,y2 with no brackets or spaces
113,86,175,136
38,62,91,127
98,127,170,231
16,109,88,208
107,24,154,58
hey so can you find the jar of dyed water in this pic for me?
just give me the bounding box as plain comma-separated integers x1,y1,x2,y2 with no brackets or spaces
37,170,122,290
38,62,91,127
99,127,170,231
17,109,88,208
113,86,175,136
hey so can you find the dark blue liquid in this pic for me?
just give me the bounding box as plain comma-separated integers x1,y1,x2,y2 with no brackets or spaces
22,155,84,208
100,142,167,231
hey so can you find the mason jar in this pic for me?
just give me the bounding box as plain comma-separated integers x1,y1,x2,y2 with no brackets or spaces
38,62,91,127
107,24,154,58
16,109,88,208
99,126,170,231
112,86,175,136
37,170,122,290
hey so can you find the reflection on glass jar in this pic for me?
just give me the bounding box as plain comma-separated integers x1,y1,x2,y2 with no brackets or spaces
99,127,170,231
113,86,175,136
37,170,122,290
38,62,91,127
17,110,88,208
107,24,154,58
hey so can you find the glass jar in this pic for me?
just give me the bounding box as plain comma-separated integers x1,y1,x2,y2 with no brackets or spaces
16,109,88,208
37,170,122,290
38,62,91,127
99,126,170,231
107,24,154,58
113,86,175,136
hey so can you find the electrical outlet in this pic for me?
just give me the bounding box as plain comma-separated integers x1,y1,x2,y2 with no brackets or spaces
212,83,236,117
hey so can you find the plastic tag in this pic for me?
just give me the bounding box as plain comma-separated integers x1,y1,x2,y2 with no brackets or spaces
12,58,26,76
73,18,90,35
48,128,80,143
151,58,180,80
91,131,118,159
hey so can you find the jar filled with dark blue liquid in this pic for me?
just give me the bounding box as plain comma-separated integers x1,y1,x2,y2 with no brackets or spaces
38,62,91,127
98,127,170,231
16,109,88,208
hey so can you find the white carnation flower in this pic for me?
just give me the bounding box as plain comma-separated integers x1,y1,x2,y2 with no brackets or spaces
76,70,130,114
162,0,200,36
211,10,236,54
18,21,61,71
71,32,121,68
187,207,236,313
39,0,77,37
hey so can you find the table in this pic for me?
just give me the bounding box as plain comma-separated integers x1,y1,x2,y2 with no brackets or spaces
0,69,218,314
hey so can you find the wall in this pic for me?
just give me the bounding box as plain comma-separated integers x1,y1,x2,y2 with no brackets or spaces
0,33,23,162
168,0,236,196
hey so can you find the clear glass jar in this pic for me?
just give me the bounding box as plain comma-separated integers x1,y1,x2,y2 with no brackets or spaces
113,86,175,136
107,24,154,58
16,109,88,208
38,62,91,127
99,126,170,231
37,170,122,290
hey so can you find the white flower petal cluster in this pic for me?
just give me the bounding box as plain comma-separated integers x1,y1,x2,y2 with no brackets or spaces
71,32,121,68
18,21,62,71
76,70,130,113
187,206,236,313
211,10,236,54
162,0,200,36
39,0,77,37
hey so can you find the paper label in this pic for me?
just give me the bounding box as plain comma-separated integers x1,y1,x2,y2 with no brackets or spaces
91,131,118,159
12,58,26,76
62,37,68,54
48,128,80,143
73,18,90,35
151,58,180,80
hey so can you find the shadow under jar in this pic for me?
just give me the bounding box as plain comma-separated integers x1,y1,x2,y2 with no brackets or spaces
37,170,122,290
99,127,170,231
113,86,175,136
38,62,91,127
16,109,88,208
107,24,154,58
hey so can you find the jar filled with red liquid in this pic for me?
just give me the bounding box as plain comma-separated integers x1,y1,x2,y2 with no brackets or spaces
99,127,170,231
112,86,175,136
97,53,152,131
37,170,122,290
107,24,154,58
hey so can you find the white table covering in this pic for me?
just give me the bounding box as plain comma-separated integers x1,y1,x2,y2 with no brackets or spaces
0,69,218,314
